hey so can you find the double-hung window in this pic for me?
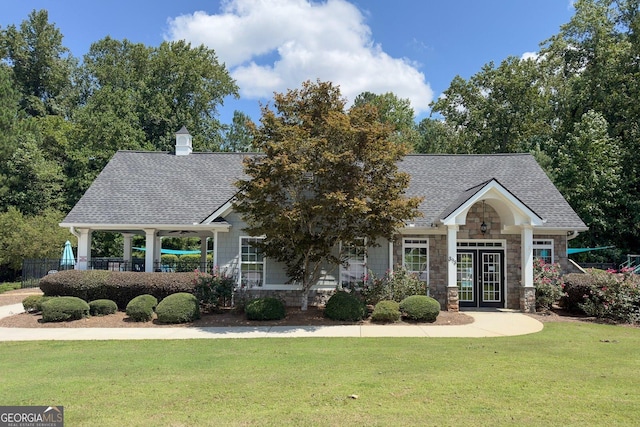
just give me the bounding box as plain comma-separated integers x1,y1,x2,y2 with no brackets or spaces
340,238,366,289
533,239,554,264
240,237,264,287
402,238,429,283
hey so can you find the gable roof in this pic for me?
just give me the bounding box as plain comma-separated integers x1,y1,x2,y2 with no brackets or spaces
398,153,585,229
61,151,586,231
62,151,247,227
439,178,544,227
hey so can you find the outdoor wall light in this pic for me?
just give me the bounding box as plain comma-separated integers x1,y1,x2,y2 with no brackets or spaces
480,200,488,234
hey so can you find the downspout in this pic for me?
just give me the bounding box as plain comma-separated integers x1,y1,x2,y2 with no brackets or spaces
567,230,580,241
69,226,80,239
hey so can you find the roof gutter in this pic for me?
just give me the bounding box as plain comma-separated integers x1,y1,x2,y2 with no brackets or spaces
567,230,581,241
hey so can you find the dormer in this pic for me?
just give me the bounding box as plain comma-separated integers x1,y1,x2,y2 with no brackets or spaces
175,126,192,156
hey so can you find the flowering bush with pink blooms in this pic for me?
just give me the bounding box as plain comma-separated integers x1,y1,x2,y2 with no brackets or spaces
578,269,640,324
533,259,565,311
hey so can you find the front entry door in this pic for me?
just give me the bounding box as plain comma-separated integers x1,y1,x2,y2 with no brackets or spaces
457,249,504,308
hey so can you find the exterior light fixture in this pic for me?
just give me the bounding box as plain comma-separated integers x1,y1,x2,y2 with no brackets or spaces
480,200,488,235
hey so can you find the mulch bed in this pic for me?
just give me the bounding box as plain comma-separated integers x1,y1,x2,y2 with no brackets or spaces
0,288,474,328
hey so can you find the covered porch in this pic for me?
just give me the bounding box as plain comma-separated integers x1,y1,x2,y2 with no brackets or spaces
67,223,231,273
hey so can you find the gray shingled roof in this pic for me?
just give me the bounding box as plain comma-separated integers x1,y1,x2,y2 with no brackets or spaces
398,153,585,229
62,151,247,225
62,151,586,230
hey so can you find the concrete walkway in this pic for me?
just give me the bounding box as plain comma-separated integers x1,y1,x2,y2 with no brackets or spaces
0,303,543,341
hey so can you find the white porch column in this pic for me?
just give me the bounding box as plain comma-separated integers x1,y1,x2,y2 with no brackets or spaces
200,235,208,271
388,241,394,273
520,225,536,312
143,229,156,272
76,228,92,270
446,225,460,311
521,225,534,288
213,231,219,269
122,233,133,266
154,235,162,271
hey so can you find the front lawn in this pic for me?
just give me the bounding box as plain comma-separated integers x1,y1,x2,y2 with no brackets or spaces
1,322,638,426
0,282,21,293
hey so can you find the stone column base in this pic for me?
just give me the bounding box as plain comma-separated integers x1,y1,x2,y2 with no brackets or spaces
446,286,459,312
520,287,536,313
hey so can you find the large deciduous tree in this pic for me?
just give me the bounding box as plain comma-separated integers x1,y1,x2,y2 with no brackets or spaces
1,9,76,117
540,0,640,255
429,57,553,154
234,80,422,309
352,91,419,148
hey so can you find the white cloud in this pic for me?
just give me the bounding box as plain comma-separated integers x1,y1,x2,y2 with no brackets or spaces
521,51,539,61
165,0,433,114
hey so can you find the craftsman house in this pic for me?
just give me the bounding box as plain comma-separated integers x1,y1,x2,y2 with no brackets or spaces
60,128,587,312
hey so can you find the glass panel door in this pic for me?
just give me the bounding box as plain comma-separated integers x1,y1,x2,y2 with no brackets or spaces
457,252,475,303
481,252,501,303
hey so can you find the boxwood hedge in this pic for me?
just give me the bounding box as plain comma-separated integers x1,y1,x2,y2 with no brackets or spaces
371,300,401,323
39,270,196,309
324,291,367,321
125,294,158,322
89,299,118,316
41,296,90,322
156,293,200,324
399,295,440,322
245,297,286,321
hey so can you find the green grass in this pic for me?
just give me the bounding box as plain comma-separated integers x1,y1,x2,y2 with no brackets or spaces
0,323,639,426
0,282,21,293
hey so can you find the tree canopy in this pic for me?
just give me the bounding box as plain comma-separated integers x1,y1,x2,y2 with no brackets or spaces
0,10,239,278
1,1,640,276
425,0,640,259
234,80,422,309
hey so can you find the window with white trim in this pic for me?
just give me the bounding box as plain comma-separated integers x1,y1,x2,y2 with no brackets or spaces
240,237,264,287
340,238,366,289
533,239,554,264
403,238,429,282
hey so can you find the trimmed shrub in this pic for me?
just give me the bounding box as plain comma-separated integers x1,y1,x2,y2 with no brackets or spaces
160,254,179,269
175,254,203,272
245,297,286,321
371,300,401,323
39,270,197,309
400,295,440,322
22,295,44,312
156,293,200,324
36,296,53,312
324,291,367,321
41,297,90,322
89,299,118,316
125,294,158,322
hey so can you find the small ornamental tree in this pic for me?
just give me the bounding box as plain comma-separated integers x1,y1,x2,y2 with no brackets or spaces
234,80,422,309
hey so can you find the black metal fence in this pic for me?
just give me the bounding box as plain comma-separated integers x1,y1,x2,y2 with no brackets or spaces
21,259,75,288
21,258,216,288
578,262,617,271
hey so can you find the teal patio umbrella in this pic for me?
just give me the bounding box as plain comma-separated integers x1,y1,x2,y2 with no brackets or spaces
60,240,75,269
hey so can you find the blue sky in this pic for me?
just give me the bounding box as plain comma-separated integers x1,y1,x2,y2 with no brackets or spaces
1,0,575,124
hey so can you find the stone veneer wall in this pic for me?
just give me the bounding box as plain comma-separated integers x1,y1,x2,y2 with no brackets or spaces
234,288,334,307
394,203,572,311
